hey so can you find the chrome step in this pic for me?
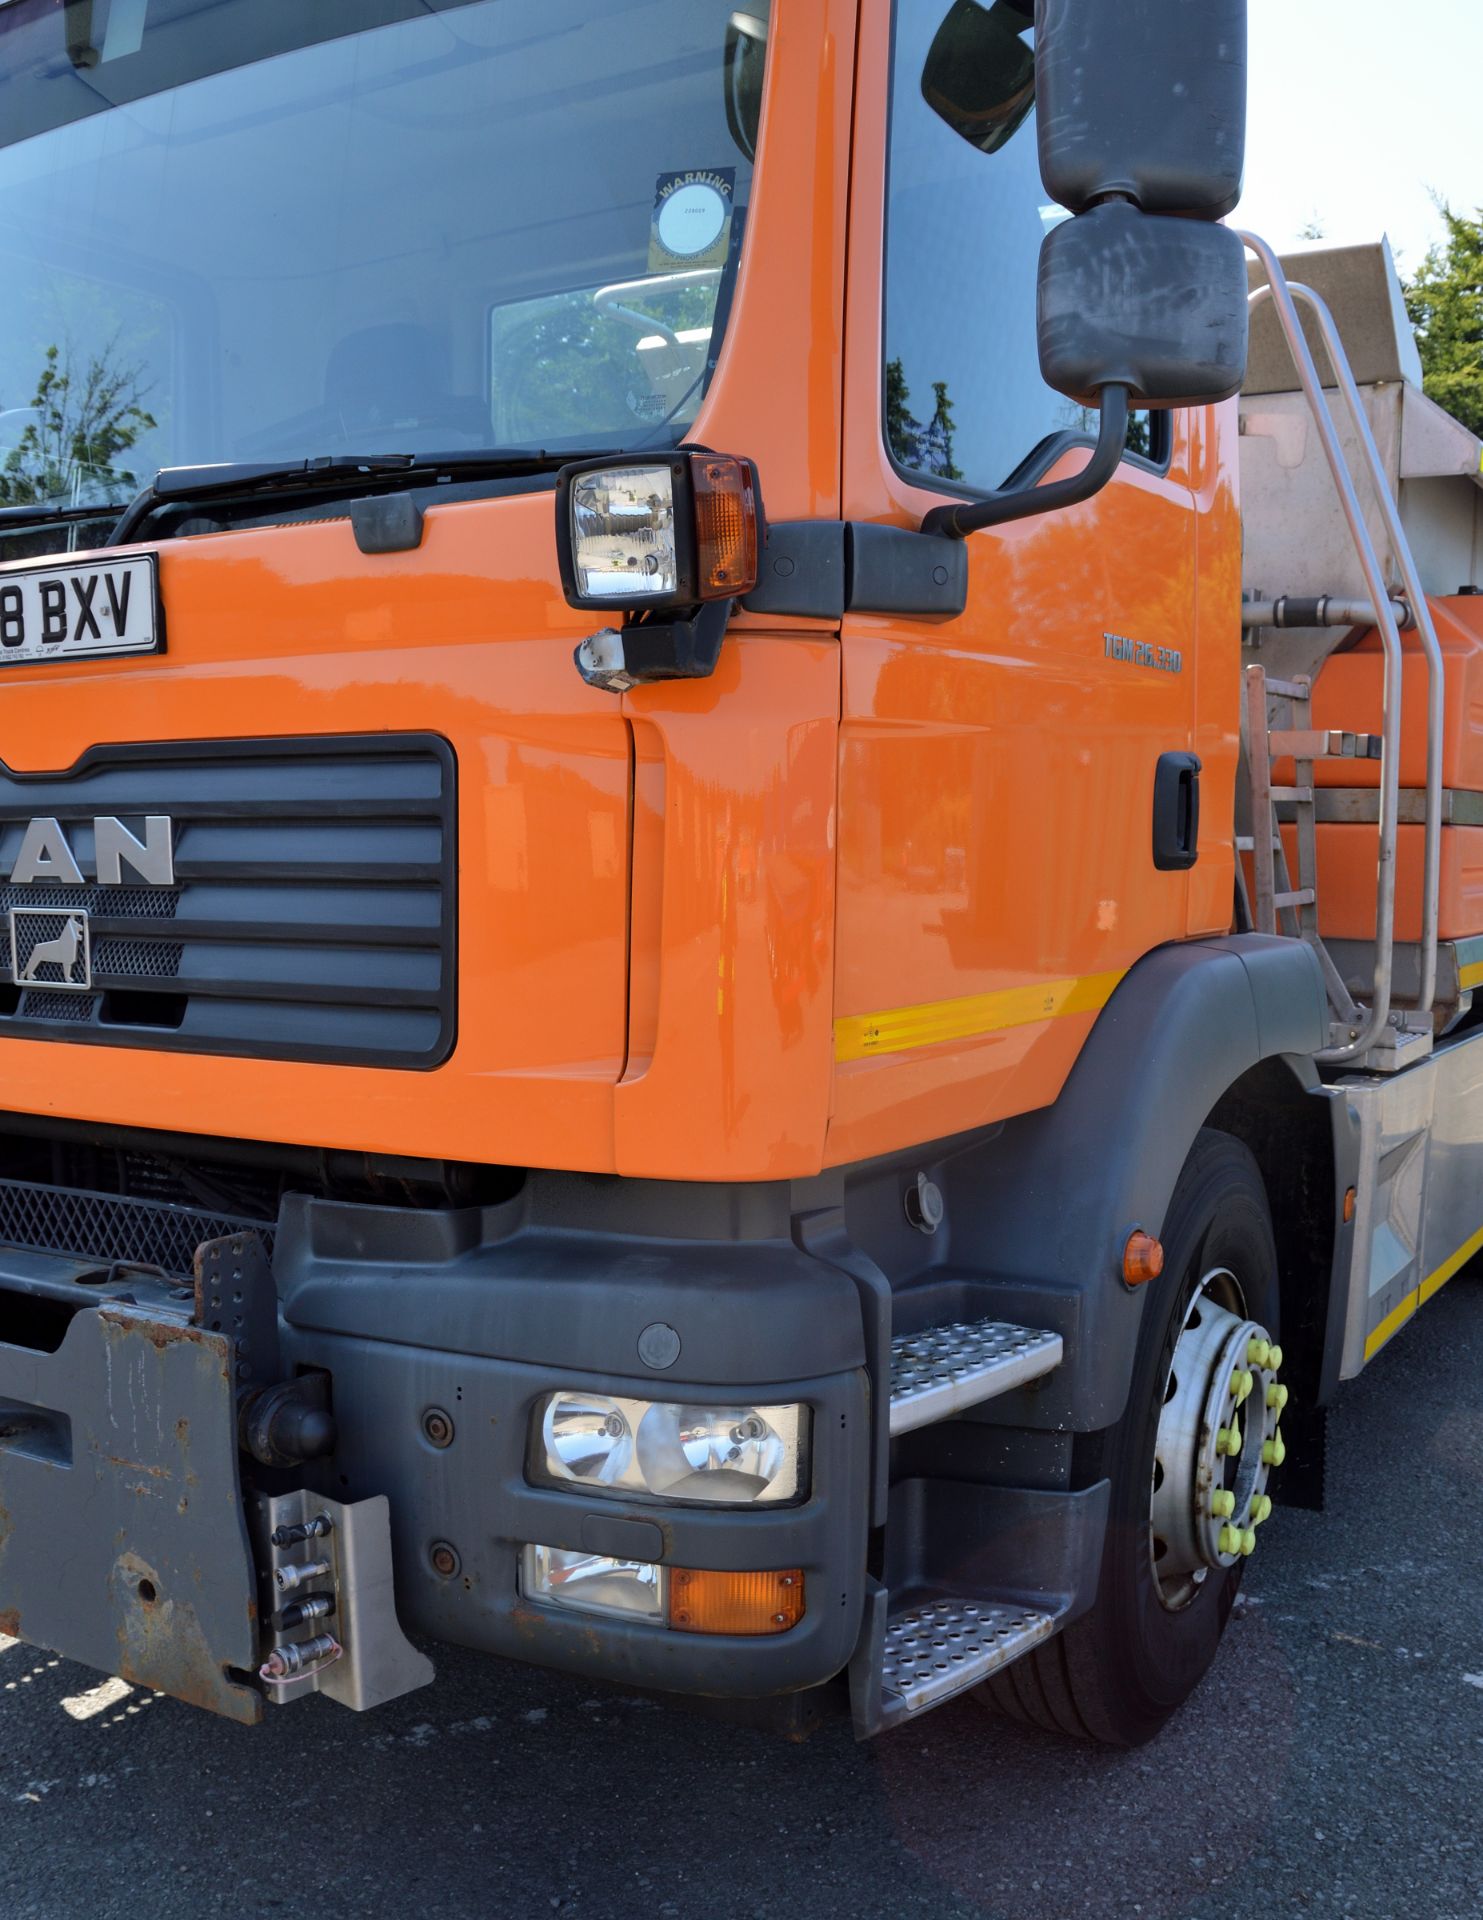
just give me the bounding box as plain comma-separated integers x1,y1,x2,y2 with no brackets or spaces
888,1319,1062,1436
880,1597,1058,1717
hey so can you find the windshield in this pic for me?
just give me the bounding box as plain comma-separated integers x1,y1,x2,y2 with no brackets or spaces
0,0,769,525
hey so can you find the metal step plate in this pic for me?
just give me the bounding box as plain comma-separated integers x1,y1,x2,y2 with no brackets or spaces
888,1319,1062,1435
881,1597,1057,1717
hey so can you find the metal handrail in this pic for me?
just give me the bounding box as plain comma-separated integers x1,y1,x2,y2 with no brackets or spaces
1266,282,1445,1015
1240,232,1436,1060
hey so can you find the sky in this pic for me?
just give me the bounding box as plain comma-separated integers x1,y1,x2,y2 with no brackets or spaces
1240,0,1483,271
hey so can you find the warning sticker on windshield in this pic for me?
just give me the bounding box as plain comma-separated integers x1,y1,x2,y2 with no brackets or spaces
648,169,735,272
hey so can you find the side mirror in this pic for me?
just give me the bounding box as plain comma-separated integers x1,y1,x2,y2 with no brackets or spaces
723,11,768,164
1035,0,1246,220
921,0,1035,156
1034,0,1249,408
1037,203,1249,410
924,0,1250,539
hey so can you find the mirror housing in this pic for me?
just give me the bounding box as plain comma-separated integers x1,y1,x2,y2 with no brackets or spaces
723,12,768,163
1033,0,1249,416
1036,0,1246,219
922,0,1250,540
1037,202,1249,409
921,0,1035,156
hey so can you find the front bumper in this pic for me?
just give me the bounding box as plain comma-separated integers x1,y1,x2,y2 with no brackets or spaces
274,1186,873,1699
0,1177,873,1715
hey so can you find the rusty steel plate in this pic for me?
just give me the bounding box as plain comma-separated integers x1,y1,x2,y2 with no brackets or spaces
0,1299,261,1723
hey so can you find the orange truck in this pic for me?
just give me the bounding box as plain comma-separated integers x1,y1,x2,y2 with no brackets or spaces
0,0,1479,1745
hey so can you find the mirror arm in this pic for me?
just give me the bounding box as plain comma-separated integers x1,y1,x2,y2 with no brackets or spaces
919,383,1131,539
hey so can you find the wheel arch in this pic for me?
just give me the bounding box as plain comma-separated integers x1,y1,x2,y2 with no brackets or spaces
1204,1054,1357,1408
926,933,1336,1429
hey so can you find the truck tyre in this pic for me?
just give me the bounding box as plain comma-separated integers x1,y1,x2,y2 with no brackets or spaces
979,1128,1284,1746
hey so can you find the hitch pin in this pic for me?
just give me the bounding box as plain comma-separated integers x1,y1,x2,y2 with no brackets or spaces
259,1633,342,1685
274,1556,332,1594
270,1513,333,1549
274,1592,336,1633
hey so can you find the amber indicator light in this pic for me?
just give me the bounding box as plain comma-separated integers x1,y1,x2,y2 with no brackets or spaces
1122,1230,1164,1286
1342,1186,1357,1223
668,1566,804,1635
689,453,759,599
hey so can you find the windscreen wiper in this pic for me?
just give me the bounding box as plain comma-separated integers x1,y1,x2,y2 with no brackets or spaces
108,448,612,546
0,500,128,531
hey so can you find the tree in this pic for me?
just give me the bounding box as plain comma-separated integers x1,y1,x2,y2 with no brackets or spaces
491,279,722,442
0,342,156,508
884,356,915,462
884,357,962,480
1403,203,1483,437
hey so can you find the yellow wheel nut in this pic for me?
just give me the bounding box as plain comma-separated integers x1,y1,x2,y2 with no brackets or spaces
1266,1382,1289,1412
1216,1421,1241,1457
1212,1489,1236,1519
1219,1524,1242,1555
1238,1370,1254,1404
1240,1529,1256,1557
1251,1494,1273,1525
1267,1343,1284,1372
1261,1431,1286,1468
1247,1337,1271,1367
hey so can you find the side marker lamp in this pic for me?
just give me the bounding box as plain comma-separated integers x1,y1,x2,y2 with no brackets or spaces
1122,1230,1164,1286
556,450,760,692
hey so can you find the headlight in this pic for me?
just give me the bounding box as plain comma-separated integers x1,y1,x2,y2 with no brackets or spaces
556,451,758,613
540,1392,634,1487
521,1544,664,1622
567,463,680,605
535,1393,807,1507
635,1404,787,1503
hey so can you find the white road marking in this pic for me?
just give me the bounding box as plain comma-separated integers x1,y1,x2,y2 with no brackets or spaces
61,1679,134,1722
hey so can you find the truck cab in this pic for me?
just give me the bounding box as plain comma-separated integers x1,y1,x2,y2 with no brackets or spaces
0,0,1469,1748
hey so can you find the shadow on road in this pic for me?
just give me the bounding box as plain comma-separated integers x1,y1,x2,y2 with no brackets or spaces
1,1281,1477,1920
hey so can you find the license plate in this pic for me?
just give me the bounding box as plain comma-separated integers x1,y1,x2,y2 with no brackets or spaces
0,552,161,667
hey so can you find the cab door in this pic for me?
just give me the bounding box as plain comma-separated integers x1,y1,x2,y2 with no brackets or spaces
828,0,1210,1168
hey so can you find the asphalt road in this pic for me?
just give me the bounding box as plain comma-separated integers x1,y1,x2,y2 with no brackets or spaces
2,1276,1478,1920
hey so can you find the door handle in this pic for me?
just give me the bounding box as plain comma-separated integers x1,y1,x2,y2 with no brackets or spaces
1153,752,1201,871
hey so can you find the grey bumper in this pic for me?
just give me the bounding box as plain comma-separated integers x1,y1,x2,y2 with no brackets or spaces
273,1188,874,1699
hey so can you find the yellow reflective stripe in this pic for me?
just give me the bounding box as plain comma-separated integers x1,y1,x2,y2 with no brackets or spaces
1458,960,1483,990
834,967,1125,1063
1363,1218,1483,1362
1363,1289,1418,1363
1419,1220,1483,1304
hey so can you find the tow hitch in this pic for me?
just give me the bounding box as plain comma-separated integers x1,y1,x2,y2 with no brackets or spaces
0,1232,431,1722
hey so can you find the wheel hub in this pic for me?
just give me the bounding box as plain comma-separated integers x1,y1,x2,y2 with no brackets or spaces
1149,1267,1286,1610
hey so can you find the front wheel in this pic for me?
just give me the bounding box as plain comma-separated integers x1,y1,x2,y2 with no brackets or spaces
980,1128,1288,1745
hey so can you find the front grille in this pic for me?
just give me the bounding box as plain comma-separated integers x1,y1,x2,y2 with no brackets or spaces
0,735,455,1067
0,883,180,920
91,938,184,978
0,1175,273,1277
21,991,97,1021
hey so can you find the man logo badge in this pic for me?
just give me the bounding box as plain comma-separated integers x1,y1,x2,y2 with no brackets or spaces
2,814,173,998
10,908,92,993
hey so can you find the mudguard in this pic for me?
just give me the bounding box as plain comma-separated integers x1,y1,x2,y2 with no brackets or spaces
935,933,1328,1429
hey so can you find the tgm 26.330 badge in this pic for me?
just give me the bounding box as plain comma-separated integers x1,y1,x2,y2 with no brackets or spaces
9,907,92,992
